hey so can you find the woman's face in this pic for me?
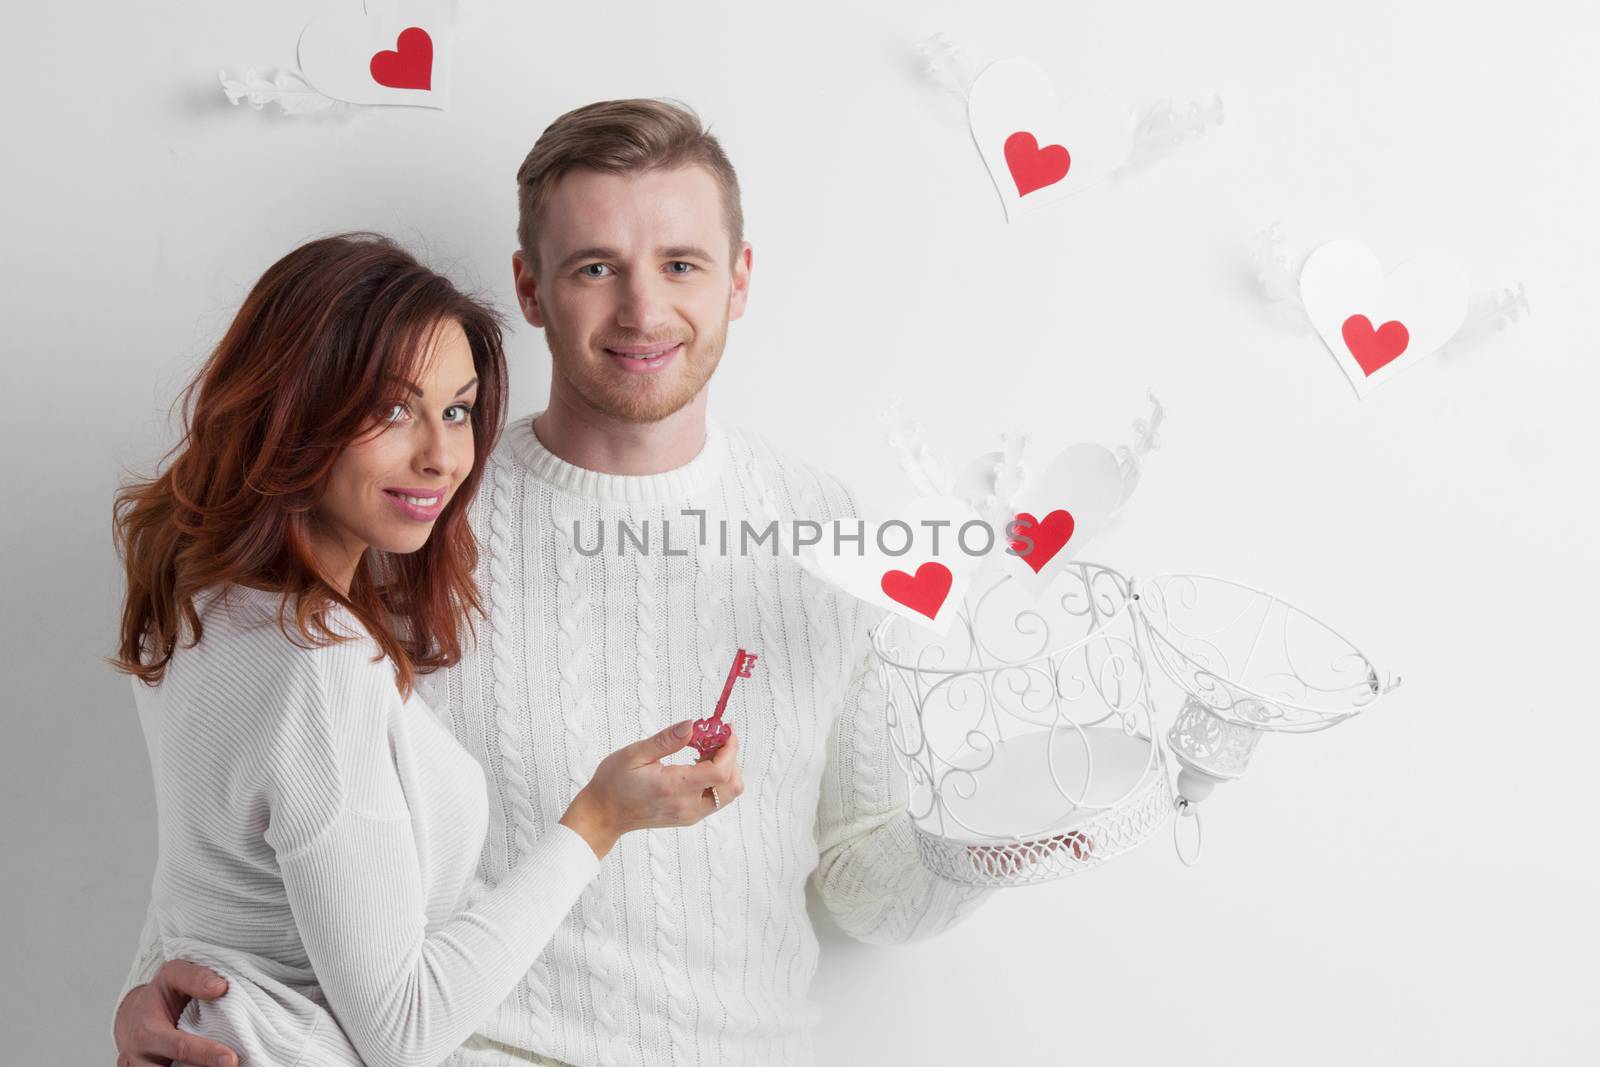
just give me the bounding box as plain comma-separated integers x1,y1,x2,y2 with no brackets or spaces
310,318,480,589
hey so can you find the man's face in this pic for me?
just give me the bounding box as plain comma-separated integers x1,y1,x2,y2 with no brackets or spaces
513,164,751,423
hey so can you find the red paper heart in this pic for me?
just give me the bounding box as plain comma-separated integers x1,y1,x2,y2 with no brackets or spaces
370,27,433,91
1004,131,1071,197
880,562,953,620
1009,509,1076,574
1341,314,1410,376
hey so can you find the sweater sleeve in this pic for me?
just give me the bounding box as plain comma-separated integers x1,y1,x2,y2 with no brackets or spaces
806,477,1000,944
266,636,601,1067
110,895,166,1043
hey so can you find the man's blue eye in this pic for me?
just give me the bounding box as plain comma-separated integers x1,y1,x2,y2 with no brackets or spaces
579,262,696,277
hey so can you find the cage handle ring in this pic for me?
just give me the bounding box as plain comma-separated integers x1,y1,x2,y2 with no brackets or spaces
1173,796,1203,867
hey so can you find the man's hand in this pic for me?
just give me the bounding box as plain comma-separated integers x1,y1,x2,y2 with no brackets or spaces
966,830,1094,879
114,959,238,1067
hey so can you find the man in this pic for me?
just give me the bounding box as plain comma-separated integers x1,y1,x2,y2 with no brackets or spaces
113,97,998,1067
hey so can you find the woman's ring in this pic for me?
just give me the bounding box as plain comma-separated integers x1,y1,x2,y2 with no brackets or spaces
710,786,721,810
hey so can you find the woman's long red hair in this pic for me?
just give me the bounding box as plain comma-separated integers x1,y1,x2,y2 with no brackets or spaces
110,232,509,698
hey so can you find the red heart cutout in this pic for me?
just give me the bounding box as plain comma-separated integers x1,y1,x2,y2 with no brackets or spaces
1009,509,1076,574
880,562,953,620
1341,314,1410,376
370,27,433,91
1004,131,1071,197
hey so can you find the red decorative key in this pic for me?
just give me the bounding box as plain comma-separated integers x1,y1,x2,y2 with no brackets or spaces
691,648,757,761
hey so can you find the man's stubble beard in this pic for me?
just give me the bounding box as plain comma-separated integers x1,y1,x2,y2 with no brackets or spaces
544,307,728,424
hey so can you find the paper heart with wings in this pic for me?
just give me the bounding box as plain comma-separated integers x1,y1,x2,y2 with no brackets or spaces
297,0,455,108
796,494,991,635
950,441,1129,598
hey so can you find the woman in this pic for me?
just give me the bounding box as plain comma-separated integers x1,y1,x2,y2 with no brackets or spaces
109,233,741,1067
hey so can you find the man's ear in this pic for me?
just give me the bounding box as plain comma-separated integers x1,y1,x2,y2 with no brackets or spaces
727,241,753,322
511,250,545,328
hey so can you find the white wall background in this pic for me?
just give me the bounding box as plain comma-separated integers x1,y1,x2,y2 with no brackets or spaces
3,1,1596,1063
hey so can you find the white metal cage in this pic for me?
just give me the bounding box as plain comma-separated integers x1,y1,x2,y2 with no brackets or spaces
1133,572,1401,827
870,565,1399,885
1135,572,1398,735
872,562,1173,888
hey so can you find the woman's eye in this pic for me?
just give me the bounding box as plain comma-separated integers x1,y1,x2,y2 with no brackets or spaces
383,402,410,423
446,403,475,424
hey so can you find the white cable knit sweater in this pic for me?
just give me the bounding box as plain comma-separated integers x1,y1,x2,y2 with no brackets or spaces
117,410,997,1066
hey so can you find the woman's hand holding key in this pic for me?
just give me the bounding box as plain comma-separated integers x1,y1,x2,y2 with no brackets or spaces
560,719,744,860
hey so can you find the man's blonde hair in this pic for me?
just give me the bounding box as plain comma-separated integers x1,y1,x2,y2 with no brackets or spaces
516,98,744,275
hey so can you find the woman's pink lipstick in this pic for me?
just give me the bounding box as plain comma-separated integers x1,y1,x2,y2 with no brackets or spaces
383,486,448,522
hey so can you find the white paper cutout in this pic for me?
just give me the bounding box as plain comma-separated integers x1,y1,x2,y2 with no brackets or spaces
918,34,1220,216
966,57,1134,222
915,31,976,111
798,495,989,635
1112,390,1165,516
946,396,1164,547
436,0,484,33
1112,94,1225,183
995,444,1124,596
1250,222,1316,333
878,398,955,498
805,399,1165,624
1438,283,1531,360
1257,224,1529,377
947,437,1134,598
218,68,347,115
298,1,454,109
1298,239,1470,399
950,433,1031,531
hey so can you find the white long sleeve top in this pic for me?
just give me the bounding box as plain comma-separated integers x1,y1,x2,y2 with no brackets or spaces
127,581,603,1067
118,410,996,1067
